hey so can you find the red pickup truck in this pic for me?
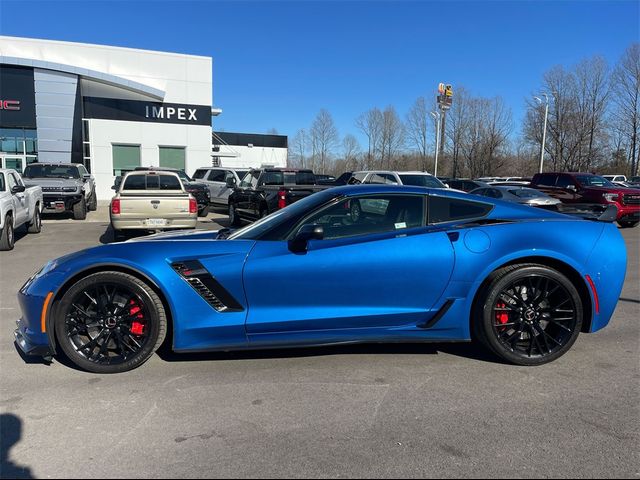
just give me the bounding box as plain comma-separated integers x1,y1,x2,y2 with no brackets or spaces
530,172,640,228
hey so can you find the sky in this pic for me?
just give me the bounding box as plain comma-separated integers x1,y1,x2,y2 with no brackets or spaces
0,0,638,146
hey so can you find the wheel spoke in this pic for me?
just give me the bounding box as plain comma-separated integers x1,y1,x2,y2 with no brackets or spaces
534,324,551,354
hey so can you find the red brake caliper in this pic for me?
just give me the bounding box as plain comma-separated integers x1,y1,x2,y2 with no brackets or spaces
496,302,509,330
129,299,145,336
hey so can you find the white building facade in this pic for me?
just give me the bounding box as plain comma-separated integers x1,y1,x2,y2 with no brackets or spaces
0,36,213,200
212,131,287,169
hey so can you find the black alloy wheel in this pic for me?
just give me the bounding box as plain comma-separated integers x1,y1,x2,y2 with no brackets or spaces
475,264,583,366
55,272,167,373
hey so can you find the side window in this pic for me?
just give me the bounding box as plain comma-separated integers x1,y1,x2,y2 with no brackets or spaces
208,170,226,182
192,169,207,180
250,171,260,188
0,174,5,192
535,174,558,187
239,171,253,188
473,188,488,196
10,173,24,187
78,166,88,176
488,189,502,199
298,195,425,240
366,173,392,184
556,175,575,189
428,196,494,224
7,173,17,191
224,171,235,182
349,173,367,184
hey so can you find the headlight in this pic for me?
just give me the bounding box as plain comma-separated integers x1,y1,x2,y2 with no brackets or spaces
63,187,77,193
603,193,619,202
37,260,58,278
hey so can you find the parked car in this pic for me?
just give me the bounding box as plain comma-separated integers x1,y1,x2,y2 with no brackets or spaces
315,174,336,184
192,167,249,210
628,176,640,186
22,163,96,220
349,171,447,188
319,171,354,186
16,184,627,373
603,175,627,184
530,172,640,228
447,179,491,192
110,170,197,239
129,167,210,217
0,169,43,250
490,177,531,184
470,185,561,207
227,168,327,226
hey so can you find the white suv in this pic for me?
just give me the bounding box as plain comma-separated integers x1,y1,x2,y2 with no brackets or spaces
349,171,448,188
192,167,249,209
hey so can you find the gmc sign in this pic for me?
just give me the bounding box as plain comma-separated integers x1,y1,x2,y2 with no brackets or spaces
0,100,20,110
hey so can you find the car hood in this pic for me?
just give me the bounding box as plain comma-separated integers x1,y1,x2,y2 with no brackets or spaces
127,229,222,242
23,178,82,188
583,185,640,195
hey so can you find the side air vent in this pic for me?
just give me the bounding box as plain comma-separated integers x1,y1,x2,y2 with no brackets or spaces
172,261,244,312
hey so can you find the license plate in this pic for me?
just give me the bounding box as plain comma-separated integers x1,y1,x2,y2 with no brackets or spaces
145,219,167,227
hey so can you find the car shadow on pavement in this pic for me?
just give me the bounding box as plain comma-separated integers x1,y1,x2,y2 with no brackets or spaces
619,297,640,304
0,414,34,479
156,341,505,365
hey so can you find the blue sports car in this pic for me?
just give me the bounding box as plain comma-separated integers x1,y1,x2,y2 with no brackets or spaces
15,185,627,373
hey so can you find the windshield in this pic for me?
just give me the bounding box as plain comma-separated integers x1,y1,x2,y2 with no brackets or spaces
509,188,543,199
399,175,445,188
176,170,191,182
574,175,615,187
23,164,80,179
229,189,339,240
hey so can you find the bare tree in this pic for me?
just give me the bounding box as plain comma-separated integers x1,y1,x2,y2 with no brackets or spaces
310,109,339,174
446,87,469,177
290,129,308,168
405,97,430,171
342,134,361,170
611,43,640,176
355,108,383,169
482,96,513,174
380,106,405,169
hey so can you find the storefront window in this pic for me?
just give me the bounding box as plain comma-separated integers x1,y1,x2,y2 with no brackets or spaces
0,128,37,155
159,146,186,170
112,144,141,176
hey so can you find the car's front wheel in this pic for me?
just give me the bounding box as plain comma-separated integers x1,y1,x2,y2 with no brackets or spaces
73,198,87,220
229,203,241,226
54,272,167,373
474,264,583,366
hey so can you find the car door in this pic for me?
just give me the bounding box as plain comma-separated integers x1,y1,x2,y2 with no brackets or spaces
242,193,455,343
8,173,28,225
206,169,227,204
555,174,580,203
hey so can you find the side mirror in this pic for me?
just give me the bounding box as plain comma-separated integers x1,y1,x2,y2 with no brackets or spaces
288,224,324,253
11,185,26,194
111,185,117,190
567,185,577,191
226,177,236,188
83,174,91,180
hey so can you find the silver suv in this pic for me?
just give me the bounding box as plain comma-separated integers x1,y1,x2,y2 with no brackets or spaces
350,171,447,188
22,163,97,220
192,167,249,209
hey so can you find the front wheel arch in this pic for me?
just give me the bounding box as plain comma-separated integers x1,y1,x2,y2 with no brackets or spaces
469,256,593,337
48,264,175,355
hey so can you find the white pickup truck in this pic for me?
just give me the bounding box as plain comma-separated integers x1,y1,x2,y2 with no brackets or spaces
0,169,43,250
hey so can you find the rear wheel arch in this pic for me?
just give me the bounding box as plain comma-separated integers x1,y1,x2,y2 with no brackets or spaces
48,264,175,355
470,256,593,336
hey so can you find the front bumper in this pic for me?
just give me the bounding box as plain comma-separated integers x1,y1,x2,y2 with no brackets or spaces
43,194,83,212
15,320,54,358
616,205,640,223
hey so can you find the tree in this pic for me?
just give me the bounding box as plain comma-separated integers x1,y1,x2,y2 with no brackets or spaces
310,109,339,174
380,106,405,169
405,97,430,171
611,43,640,176
342,134,361,170
355,108,383,169
446,87,469,178
290,129,308,168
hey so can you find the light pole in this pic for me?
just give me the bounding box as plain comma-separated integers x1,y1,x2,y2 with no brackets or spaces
534,93,549,173
430,111,441,177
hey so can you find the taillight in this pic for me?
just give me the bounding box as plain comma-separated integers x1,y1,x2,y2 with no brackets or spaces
277,190,287,209
189,197,197,214
111,199,120,215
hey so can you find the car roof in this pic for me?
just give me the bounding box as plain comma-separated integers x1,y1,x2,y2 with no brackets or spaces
354,170,435,176
25,163,83,167
123,170,180,177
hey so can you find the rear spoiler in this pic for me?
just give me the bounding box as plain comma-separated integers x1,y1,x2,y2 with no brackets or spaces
553,203,618,222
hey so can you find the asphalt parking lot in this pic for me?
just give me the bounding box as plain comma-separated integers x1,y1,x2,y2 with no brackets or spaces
1,207,638,479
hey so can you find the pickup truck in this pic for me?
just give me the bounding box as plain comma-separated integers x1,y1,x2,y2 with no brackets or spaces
227,168,327,226
530,172,640,228
22,163,97,220
110,170,198,240
0,169,43,250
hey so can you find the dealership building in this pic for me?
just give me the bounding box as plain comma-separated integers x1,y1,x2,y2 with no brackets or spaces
0,36,216,200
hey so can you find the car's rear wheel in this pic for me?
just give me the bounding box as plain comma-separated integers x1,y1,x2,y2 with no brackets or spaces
73,198,87,220
27,207,41,234
198,205,208,217
474,264,583,366
54,272,167,373
0,215,14,251
229,203,241,226
618,220,639,228
88,192,98,211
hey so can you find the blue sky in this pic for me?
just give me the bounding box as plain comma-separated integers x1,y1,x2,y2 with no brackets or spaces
1,0,638,144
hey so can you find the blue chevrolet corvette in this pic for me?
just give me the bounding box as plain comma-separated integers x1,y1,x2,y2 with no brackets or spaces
15,185,627,373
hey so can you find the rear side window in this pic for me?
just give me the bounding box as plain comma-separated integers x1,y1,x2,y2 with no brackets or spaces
349,173,368,184
556,176,575,188
208,170,226,182
192,169,207,180
429,196,493,224
261,171,284,185
399,175,444,188
0,173,5,192
293,171,316,185
534,174,558,187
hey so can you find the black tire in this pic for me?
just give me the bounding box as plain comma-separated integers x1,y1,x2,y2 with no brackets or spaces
0,215,15,251
198,205,208,217
259,206,268,219
618,220,639,228
73,198,87,220
473,263,583,366
229,202,241,226
88,191,98,211
54,271,167,374
113,228,128,242
27,207,42,234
